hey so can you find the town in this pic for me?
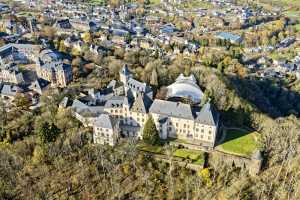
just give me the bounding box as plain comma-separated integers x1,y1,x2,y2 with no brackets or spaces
0,0,299,199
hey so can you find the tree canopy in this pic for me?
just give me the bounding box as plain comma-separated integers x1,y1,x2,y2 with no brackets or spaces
143,116,160,145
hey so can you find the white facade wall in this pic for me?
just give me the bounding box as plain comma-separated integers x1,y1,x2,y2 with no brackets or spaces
151,113,217,147
93,126,118,146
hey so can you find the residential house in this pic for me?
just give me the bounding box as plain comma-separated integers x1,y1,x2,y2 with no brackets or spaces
216,32,243,44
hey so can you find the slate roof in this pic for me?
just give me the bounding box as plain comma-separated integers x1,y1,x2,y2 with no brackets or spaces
131,92,153,113
72,99,89,110
29,78,49,94
104,96,125,108
127,78,151,93
71,99,105,117
0,84,22,96
120,64,131,76
196,102,219,126
39,61,71,72
216,32,242,43
149,99,194,120
59,96,70,108
94,114,118,129
39,49,65,63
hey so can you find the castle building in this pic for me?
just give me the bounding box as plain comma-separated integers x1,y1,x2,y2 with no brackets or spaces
65,65,219,150
36,49,72,87
119,65,153,99
0,44,40,84
93,114,119,146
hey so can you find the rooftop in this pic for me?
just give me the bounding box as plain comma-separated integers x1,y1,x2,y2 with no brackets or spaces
167,74,203,104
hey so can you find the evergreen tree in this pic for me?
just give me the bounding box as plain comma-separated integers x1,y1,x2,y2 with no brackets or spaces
38,122,60,144
143,116,160,145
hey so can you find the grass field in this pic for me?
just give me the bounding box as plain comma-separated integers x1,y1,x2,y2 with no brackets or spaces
294,24,300,32
138,143,163,154
178,1,213,9
138,143,205,165
218,129,259,157
149,0,161,5
284,10,300,18
88,0,105,5
173,149,205,164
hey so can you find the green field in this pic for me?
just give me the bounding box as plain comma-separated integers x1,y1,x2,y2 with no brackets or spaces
149,0,161,5
218,129,259,157
88,0,105,5
173,149,205,164
138,143,205,165
294,24,300,32
284,10,300,18
138,143,163,154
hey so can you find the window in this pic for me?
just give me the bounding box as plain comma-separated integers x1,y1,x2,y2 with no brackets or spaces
200,135,203,139
201,129,204,133
196,128,199,132
184,124,186,128
209,131,212,134
176,123,178,127
208,136,211,140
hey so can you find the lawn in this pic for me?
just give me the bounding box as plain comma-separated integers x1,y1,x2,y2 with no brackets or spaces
88,0,105,5
138,143,163,154
149,0,161,5
137,143,205,165
294,24,300,32
218,129,259,157
173,149,205,165
284,10,300,18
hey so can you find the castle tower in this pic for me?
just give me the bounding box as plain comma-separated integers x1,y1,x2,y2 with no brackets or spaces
119,64,132,86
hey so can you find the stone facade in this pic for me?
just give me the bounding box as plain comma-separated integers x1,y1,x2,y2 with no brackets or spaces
0,64,24,84
67,65,219,148
93,114,119,146
36,49,72,87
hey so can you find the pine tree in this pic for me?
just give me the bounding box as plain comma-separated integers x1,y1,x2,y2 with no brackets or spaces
38,122,60,144
143,116,160,145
